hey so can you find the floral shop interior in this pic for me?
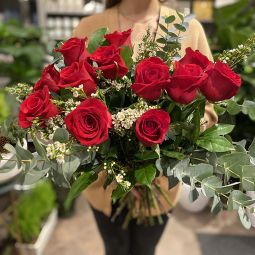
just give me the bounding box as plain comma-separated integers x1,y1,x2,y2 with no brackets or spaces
1,0,255,255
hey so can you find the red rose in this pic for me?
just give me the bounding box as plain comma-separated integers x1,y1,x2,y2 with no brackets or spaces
135,109,170,147
90,45,128,79
58,61,97,96
65,98,112,146
56,37,89,66
166,62,208,104
34,64,60,93
19,86,59,128
200,61,241,101
180,47,212,70
131,57,171,100
104,29,132,48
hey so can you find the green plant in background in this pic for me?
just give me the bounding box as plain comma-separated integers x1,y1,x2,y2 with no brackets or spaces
0,20,46,84
8,182,56,244
0,91,10,123
212,0,255,143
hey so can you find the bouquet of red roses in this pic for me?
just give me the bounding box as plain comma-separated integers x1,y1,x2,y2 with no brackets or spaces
3,12,255,228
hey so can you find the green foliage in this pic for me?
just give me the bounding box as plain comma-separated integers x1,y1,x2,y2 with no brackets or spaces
135,164,156,187
0,20,45,84
9,182,56,243
87,28,108,53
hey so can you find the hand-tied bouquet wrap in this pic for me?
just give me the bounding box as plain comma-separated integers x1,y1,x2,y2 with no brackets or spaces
3,12,255,228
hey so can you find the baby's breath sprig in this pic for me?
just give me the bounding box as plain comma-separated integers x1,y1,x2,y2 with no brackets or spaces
68,85,86,99
112,100,158,135
218,33,255,69
46,141,71,164
104,161,131,190
6,83,33,102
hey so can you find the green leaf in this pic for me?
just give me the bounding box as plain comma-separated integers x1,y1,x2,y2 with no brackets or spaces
3,143,16,154
64,171,98,209
218,152,251,178
135,164,156,187
202,176,222,198
211,195,223,214
226,100,242,115
188,163,214,182
62,155,81,181
228,190,255,210
165,15,176,24
121,46,133,69
0,155,18,173
161,150,185,160
172,158,190,181
249,138,255,157
176,11,184,22
192,109,201,142
189,187,199,202
168,175,179,189
112,184,130,204
156,37,167,44
174,23,186,32
242,165,255,191
242,100,255,121
53,128,69,143
238,206,251,229
21,167,50,185
201,124,235,137
159,24,169,34
197,136,234,152
87,28,108,53
32,135,47,157
135,151,158,161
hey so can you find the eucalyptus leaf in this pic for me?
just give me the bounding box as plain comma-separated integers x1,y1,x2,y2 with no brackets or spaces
242,165,255,191
238,206,251,229
211,195,223,214
0,155,18,173
53,128,69,143
62,155,81,181
228,190,255,210
189,187,199,202
32,134,47,157
202,176,222,198
21,167,50,185
218,152,251,178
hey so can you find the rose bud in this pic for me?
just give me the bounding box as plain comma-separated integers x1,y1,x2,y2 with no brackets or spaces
56,37,89,66
135,109,170,147
19,86,59,128
166,62,208,104
131,57,171,100
34,64,60,93
90,45,128,79
201,61,242,102
65,98,112,146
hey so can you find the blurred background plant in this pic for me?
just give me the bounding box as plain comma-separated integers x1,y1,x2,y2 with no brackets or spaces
211,0,255,143
0,19,45,85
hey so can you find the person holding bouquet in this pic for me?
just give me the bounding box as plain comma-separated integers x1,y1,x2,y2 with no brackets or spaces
70,0,218,255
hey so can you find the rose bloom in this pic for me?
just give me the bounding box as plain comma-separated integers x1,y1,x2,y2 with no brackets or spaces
131,57,171,100
58,61,97,96
65,98,112,146
19,86,59,128
34,64,60,93
90,45,128,79
180,47,212,70
104,29,132,49
166,62,208,104
56,37,89,66
135,109,170,147
201,61,241,101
